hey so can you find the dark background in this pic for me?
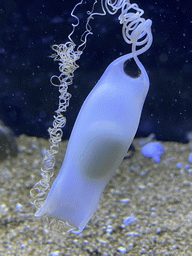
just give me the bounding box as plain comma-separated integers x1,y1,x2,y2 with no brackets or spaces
0,0,191,142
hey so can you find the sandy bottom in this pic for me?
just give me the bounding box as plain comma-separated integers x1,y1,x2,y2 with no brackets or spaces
0,135,192,255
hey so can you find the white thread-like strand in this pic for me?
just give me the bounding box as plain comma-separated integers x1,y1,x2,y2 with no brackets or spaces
104,0,152,56
30,42,82,209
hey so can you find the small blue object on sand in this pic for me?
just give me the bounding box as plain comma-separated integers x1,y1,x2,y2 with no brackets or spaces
188,153,192,164
141,142,165,163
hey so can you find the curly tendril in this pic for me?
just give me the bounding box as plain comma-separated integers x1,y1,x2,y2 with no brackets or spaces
104,0,152,56
30,42,82,209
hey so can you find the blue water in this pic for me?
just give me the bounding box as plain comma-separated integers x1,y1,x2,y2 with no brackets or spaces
0,0,191,142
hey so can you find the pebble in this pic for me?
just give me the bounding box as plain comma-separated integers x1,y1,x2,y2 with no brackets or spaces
120,198,130,203
124,214,138,226
0,204,8,213
106,225,113,234
126,232,139,237
16,203,23,212
117,246,127,254
50,251,60,256
188,153,192,163
177,162,183,169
